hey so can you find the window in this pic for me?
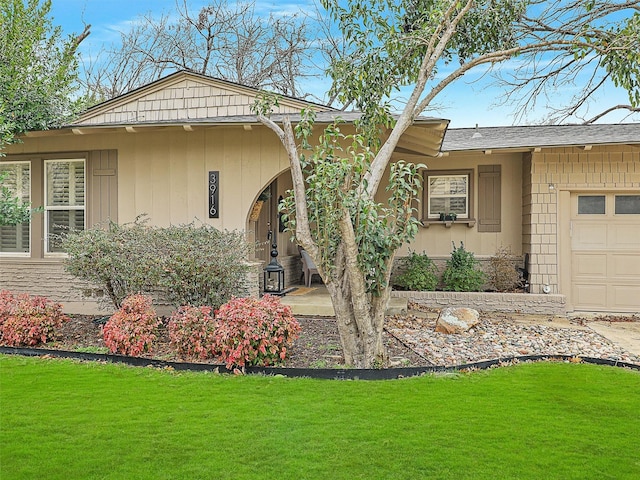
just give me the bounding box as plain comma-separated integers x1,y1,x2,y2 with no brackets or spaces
44,159,85,253
424,169,473,220
0,162,31,254
578,195,605,214
615,195,640,215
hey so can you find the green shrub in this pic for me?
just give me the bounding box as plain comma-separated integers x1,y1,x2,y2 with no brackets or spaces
213,295,301,370
487,246,522,292
62,217,250,310
61,219,157,309
150,224,249,310
442,242,485,292
102,294,160,356
0,290,69,347
168,305,217,360
393,251,439,291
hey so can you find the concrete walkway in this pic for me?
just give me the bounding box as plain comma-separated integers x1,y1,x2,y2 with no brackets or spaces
279,285,640,357
280,285,408,316
583,320,640,358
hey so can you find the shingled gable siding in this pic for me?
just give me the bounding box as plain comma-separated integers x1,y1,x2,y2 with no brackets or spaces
80,79,306,125
525,145,640,297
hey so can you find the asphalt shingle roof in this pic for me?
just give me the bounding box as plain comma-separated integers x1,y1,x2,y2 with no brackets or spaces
442,123,640,151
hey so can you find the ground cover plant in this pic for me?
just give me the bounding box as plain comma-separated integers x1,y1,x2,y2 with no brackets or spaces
1,356,639,480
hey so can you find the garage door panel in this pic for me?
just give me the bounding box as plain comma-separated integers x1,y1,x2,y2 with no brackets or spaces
572,253,607,277
572,284,608,310
572,222,607,249
611,285,640,310
609,225,640,249
611,253,640,278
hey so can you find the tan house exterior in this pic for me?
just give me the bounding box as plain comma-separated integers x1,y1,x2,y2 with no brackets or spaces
422,124,640,314
0,71,447,313
1,71,638,314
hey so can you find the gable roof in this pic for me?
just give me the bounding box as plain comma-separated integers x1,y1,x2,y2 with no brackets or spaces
73,70,335,127
443,123,640,152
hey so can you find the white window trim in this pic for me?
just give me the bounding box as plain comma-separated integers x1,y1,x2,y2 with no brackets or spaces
426,172,471,220
43,159,86,256
0,161,32,257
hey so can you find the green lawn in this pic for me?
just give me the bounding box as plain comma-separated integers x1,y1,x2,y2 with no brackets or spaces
1,355,639,480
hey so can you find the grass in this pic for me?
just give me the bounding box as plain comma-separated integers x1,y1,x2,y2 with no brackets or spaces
1,355,639,480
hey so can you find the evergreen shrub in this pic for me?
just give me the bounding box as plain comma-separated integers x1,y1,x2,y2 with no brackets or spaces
213,295,301,370
442,242,486,292
0,290,69,347
102,294,160,356
168,305,217,360
393,251,439,291
62,218,250,310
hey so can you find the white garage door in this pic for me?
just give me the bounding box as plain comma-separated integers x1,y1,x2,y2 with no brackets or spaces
571,193,640,312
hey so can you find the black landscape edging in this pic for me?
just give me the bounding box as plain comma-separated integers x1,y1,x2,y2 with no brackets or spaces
1,346,638,380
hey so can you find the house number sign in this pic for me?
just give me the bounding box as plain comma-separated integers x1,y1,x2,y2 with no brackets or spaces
208,171,219,218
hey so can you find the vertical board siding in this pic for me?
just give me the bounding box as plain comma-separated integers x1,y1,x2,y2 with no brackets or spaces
89,149,118,226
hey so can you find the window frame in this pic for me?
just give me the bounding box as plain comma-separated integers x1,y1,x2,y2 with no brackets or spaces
43,158,86,255
614,194,640,215
577,195,607,215
422,169,474,224
0,160,32,257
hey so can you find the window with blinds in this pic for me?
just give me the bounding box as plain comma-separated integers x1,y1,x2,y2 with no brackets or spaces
44,159,85,253
0,162,31,254
425,171,472,219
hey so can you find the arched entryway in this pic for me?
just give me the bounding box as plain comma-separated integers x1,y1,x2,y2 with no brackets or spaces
247,169,300,289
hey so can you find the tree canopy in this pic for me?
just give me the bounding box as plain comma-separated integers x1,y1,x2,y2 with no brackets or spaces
0,0,89,148
257,0,640,367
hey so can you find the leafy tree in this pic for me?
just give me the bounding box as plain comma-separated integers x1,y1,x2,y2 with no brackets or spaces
0,0,87,225
0,171,42,226
0,0,89,148
256,0,639,368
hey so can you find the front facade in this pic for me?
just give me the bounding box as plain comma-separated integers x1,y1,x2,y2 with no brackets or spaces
1,72,638,314
421,125,640,313
0,71,447,312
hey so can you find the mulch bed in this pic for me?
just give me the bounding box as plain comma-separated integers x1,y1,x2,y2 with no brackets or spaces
50,314,430,369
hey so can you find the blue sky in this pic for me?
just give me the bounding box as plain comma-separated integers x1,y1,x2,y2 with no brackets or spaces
50,0,638,128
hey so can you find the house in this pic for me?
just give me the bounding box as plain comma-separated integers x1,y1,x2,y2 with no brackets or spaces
0,71,446,313
1,71,638,314
392,123,639,314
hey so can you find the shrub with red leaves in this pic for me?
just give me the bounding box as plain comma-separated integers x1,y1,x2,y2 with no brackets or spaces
168,305,217,359
213,295,301,369
0,290,69,347
102,294,160,356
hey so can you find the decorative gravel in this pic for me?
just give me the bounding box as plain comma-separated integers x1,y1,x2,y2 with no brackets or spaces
386,314,640,367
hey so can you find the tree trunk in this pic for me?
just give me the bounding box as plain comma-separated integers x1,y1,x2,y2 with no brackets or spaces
325,278,389,368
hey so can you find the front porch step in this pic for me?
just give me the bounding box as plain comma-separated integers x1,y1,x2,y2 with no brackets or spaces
277,286,408,317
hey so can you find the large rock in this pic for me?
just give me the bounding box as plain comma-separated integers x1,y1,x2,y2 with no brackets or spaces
435,307,480,334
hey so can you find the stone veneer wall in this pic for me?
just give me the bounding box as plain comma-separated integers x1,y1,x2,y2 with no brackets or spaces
1,259,264,315
393,290,566,315
0,260,105,314
525,145,640,295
